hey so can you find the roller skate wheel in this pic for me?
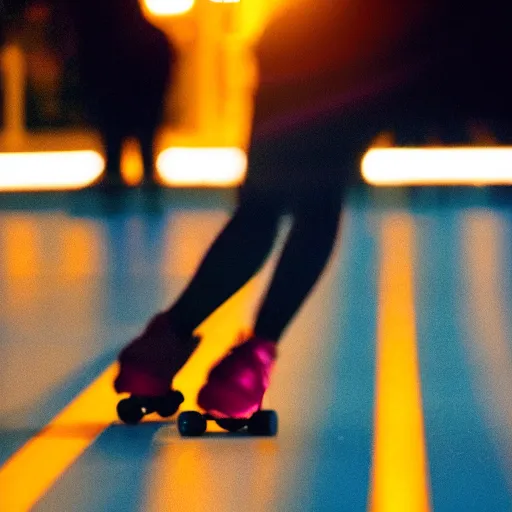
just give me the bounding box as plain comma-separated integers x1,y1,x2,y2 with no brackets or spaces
117,397,145,425
178,411,207,437
156,390,185,418
247,410,278,436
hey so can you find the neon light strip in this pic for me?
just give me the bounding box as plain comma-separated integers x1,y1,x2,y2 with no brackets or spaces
0,148,247,190
362,147,512,186
369,214,431,512
4,146,512,191
0,151,104,191
0,365,119,511
156,147,247,187
143,0,195,16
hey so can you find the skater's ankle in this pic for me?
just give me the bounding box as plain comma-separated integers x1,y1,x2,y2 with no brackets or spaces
252,330,278,344
164,310,195,340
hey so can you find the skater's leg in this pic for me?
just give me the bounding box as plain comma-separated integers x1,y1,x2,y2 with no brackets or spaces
115,194,281,395
197,183,345,418
253,186,343,342
166,196,281,336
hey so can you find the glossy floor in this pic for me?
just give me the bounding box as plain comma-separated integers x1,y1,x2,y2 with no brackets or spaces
0,187,511,511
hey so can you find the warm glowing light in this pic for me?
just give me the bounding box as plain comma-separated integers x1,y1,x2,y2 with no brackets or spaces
370,214,431,512
157,147,247,187
0,151,104,191
121,138,144,186
143,0,195,16
0,148,247,191
7,146,512,190
362,147,512,186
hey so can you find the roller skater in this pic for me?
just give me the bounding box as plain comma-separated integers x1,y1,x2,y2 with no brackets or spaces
114,0,512,428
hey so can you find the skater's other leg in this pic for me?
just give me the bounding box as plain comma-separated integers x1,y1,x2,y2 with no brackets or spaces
253,187,343,342
166,196,281,336
198,183,345,418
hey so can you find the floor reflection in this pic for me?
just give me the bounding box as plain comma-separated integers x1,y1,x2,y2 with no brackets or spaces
461,210,512,490
0,189,511,511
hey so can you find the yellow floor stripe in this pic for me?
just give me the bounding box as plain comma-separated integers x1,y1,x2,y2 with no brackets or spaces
0,364,119,512
369,213,431,512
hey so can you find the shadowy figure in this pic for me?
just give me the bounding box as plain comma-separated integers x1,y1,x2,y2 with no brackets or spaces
112,0,512,420
69,0,176,188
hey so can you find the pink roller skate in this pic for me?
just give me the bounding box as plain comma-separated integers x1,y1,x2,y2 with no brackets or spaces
114,313,200,424
177,336,279,437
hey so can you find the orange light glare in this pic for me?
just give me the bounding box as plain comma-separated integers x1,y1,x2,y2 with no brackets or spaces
157,147,247,187
362,147,512,186
0,150,104,191
143,0,195,15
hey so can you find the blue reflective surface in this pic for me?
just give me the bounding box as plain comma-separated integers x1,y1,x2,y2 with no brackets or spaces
0,187,510,511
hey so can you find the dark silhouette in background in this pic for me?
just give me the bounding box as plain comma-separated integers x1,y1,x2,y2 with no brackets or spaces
68,0,177,188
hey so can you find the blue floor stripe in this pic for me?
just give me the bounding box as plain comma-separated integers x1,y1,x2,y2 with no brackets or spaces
32,423,164,512
280,200,379,511
415,207,512,512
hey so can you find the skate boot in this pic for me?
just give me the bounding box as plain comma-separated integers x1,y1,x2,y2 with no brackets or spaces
197,335,277,419
114,312,200,396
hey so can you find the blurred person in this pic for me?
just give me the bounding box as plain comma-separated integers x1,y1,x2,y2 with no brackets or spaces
3,0,82,128
68,0,177,188
114,0,512,419
19,1,67,128
0,1,4,45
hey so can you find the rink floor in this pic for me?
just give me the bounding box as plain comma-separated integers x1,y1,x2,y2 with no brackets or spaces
0,186,511,511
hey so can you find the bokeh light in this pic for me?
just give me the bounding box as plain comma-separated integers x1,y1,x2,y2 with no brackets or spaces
143,0,195,16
